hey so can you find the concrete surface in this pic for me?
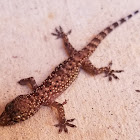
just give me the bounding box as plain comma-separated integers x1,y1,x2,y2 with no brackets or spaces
0,0,140,140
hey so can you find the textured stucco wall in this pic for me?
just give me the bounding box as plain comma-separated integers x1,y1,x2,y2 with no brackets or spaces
0,0,140,140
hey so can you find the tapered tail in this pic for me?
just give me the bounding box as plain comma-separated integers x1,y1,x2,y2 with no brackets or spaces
78,10,139,60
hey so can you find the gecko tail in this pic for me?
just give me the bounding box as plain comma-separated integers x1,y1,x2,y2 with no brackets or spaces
95,10,139,43
80,9,139,59
74,9,139,62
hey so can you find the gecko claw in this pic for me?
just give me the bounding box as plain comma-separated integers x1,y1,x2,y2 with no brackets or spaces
52,26,72,39
54,118,76,133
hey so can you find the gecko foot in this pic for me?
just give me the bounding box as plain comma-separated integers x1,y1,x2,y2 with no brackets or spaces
54,118,76,133
104,61,124,81
51,26,72,39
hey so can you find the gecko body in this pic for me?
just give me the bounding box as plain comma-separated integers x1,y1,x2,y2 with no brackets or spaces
0,10,139,133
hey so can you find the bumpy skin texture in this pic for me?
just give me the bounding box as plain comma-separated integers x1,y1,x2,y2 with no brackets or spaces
0,10,139,133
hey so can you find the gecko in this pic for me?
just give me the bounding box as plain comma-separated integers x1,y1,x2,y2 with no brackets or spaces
0,10,139,133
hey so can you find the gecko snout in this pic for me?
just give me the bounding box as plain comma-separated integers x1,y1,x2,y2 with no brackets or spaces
0,99,21,126
0,110,15,126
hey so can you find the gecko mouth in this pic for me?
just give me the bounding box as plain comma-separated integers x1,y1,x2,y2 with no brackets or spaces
0,111,16,126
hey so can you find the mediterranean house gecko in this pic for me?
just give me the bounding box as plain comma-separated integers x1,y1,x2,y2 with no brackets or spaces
0,10,139,133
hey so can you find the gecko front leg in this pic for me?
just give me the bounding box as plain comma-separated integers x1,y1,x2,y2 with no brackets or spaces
52,26,76,56
18,77,38,90
43,100,76,133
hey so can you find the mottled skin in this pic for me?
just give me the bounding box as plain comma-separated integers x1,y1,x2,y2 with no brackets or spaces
0,10,139,133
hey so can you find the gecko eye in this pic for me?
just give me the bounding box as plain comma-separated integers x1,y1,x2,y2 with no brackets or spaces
12,119,19,123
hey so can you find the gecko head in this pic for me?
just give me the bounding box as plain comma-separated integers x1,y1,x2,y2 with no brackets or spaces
0,96,24,126
0,95,37,126
0,101,20,126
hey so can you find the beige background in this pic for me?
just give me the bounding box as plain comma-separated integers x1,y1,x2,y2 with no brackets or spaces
0,0,140,140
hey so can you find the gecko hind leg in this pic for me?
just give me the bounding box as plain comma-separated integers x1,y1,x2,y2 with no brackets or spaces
18,77,38,90
50,101,76,133
82,60,124,81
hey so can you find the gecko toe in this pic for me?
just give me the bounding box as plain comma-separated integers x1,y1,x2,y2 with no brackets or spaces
52,26,72,39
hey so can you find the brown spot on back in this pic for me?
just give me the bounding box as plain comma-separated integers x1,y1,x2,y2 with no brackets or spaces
120,18,126,24
112,22,119,28
134,10,139,14
63,60,67,64
92,38,101,44
128,14,132,19
99,31,106,38
44,81,51,87
82,47,89,52
105,27,112,33
64,42,68,46
88,43,97,48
